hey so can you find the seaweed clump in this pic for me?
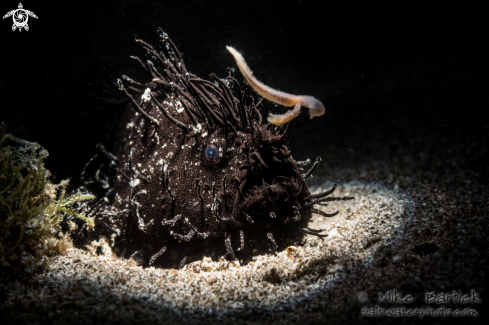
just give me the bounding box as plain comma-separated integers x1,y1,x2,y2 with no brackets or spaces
0,134,94,271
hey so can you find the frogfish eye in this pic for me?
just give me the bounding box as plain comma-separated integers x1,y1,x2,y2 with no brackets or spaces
204,145,219,161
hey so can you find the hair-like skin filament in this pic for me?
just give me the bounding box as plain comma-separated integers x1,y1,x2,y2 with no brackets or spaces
226,46,325,126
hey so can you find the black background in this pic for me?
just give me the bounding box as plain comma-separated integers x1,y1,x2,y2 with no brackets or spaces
1,1,487,185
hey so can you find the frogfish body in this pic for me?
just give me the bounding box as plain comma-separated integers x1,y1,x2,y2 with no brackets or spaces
92,30,339,268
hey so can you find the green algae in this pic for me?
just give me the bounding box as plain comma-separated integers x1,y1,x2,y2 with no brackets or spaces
0,134,94,268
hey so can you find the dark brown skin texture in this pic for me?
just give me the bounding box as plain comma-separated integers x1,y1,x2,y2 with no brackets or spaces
93,31,336,268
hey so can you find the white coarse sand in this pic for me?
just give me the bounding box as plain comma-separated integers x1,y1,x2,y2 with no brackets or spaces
2,134,488,325
8,181,410,315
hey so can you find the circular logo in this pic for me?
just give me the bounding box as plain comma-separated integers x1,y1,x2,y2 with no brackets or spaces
13,10,28,28
357,292,369,302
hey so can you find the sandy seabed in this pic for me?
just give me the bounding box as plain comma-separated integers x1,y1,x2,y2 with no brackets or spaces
20,182,409,311
1,129,488,325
